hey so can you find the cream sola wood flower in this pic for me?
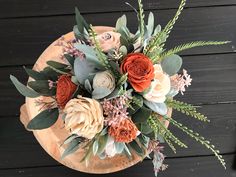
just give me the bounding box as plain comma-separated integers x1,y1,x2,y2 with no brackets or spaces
93,71,115,91
63,96,104,139
143,64,171,103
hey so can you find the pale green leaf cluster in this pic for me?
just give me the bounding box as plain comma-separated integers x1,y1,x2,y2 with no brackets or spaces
165,116,226,169
166,99,210,122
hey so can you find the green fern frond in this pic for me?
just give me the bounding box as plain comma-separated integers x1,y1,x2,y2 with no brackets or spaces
165,116,226,169
160,41,231,60
164,136,177,153
147,115,188,148
138,0,145,43
144,0,186,56
166,99,210,122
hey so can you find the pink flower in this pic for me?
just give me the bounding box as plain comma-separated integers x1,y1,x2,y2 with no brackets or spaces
143,64,171,103
170,69,192,95
96,31,121,52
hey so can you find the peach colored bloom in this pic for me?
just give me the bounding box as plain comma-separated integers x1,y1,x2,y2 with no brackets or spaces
108,118,140,143
96,31,121,52
143,64,171,103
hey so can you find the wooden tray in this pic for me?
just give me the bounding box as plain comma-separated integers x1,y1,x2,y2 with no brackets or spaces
19,26,172,174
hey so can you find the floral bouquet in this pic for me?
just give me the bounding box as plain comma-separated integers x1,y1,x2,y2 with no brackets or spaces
10,0,229,176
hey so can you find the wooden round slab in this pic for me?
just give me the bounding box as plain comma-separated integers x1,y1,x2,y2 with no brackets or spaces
20,26,172,174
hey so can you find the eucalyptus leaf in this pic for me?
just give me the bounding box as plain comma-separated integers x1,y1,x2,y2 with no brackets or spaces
97,134,108,154
27,108,59,130
93,140,99,155
115,142,125,154
28,80,56,96
24,67,47,80
144,100,168,115
64,54,75,66
74,57,98,85
119,45,128,56
147,12,154,36
40,67,60,81
132,106,152,123
129,140,144,156
74,44,104,69
61,137,82,159
161,54,182,76
92,87,112,99
84,79,92,93
115,15,127,32
140,122,153,135
47,60,69,69
75,7,90,33
10,75,40,98
153,25,162,35
63,134,79,145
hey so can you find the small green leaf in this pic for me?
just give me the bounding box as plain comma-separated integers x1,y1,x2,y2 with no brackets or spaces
147,12,154,36
24,67,47,80
140,122,153,135
62,137,82,159
84,79,92,93
132,106,152,123
144,100,168,115
161,54,182,76
40,67,60,81
63,134,79,145
115,142,125,154
74,44,104,69
64,54,75,66
116,15,127,32
117,74,128,86
10,75,40,98
28,80,56,96
129,140,144,156
27,108,59,130
47,61,70,74
92,87,112,99
97,134,108,154
119,45,128,56
93,140,99,155
75,7,90,33
74,58,98,85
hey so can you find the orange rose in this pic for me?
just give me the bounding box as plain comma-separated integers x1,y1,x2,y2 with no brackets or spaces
56,75,77,109
120,53,155,92
108,118,140,143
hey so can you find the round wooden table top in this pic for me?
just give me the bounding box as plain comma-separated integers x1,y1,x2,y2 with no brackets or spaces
20,26,172,174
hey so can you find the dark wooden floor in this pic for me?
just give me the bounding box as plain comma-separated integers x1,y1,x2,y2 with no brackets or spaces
0,0,236,177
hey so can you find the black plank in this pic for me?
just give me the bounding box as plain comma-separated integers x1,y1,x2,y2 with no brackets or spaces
0,0,236,18
0,154,235,177
1,53,236,116
0,6,235,67
0,103,235,169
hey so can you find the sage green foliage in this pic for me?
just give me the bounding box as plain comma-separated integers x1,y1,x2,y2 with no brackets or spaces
62,136,83,159
144,0,187,58
165,116,226,169
27,108,59,130
160,41,231,60
161,54,182,76
147,115,187,148
10,75,41,98
24,67,47,80
28,80,56,96
166,99,210,122
47,60,71,74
